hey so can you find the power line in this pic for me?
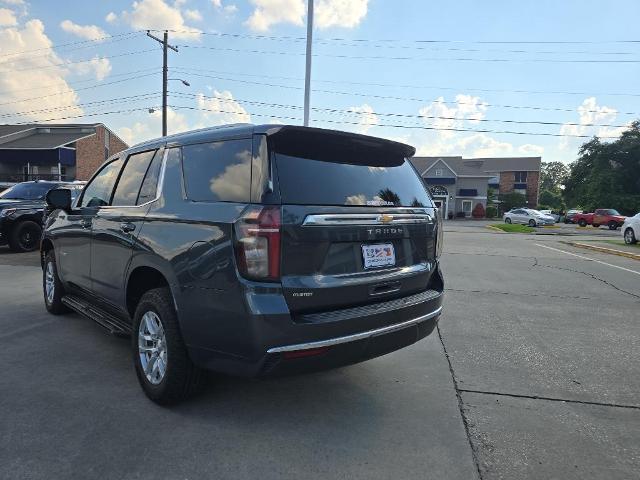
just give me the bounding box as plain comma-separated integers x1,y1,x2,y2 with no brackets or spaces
0,48,157,74
11,106,162,125
168,104,624,139
169,91,633,129
169,68,640,116
0,31,142,58
178,44,640,63
173,65,640,98
0,72,158,107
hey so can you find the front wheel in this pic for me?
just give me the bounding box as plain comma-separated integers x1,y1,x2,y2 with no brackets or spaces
528,219,536,227
9,220,42,252
43,250,69,314
578,219,587,227
624,228,637,244
505,217,512,224
133,287,204,405
608,221,618,230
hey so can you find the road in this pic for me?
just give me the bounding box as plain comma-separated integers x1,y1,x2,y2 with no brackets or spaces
0,224,638,480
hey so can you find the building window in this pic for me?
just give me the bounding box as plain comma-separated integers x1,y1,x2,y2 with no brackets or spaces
435,168,443,177
514,171,528,182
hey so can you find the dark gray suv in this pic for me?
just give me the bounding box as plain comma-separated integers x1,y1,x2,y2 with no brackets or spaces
41,124,444,404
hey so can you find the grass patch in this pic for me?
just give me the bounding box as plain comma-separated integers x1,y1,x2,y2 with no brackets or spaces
490,223,536,233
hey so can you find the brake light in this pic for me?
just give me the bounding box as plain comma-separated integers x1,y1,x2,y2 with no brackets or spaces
234,205,281,281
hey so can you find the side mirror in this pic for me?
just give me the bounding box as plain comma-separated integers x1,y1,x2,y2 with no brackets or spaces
46,188,72,211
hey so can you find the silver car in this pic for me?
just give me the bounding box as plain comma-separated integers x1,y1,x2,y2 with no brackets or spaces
503,208,556,227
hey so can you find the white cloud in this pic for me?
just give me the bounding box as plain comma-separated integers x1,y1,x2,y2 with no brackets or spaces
0,7,17,26
224,4,238,13
105,12,117,23
559,97,629,150
316,0,369,29
184,9,202,21
0,19,83,122
418,94,488,140
244,0,369,31
245,0,305,31
119,0,202,40
60,19,108,40
1,0,25,5
196,90,251,124
71,55,112,81
118,107,190,145
347,103,378,134
518,144,544,156
211,0,222,6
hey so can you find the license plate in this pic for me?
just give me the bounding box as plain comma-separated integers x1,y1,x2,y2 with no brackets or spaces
362,243,396,269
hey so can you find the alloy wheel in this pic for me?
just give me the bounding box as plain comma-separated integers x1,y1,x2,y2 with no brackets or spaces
625,229,635,244
138,311,168,385
45,261,55,304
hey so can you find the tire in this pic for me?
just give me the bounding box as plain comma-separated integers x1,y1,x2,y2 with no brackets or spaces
624,228,637,245
592,224,599,228
132,287,204,405
528,219,536,227
43,250,69,314
608,221,618,230
9,220,42,252
505,217,512,224
578,219,587,227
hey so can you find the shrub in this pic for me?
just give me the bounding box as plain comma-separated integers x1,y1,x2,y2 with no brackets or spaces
472,203,486,218
486,206,497,218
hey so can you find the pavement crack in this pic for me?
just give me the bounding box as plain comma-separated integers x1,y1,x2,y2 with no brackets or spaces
437,325,484,480
534,263,640,300
445,287,590,301
458,388,640,410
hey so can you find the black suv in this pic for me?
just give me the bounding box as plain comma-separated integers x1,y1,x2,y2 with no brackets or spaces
0,181,83,252
41,125,444,404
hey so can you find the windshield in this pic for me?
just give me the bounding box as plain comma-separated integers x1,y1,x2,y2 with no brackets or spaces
0,182,58,200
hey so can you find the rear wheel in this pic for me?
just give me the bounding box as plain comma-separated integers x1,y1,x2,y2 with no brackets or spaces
578,219,587,227
43,250,69,314
9,220,41,252
592,224,599,228
624,228,637,244
505,217,512,224
608,221,618,230
133,287,204,405
528,219,536,227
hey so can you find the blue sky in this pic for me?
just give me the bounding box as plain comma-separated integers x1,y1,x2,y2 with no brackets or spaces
1,0,639,163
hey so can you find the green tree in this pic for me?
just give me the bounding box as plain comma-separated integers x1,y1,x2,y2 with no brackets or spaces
538,189,564,210
540,161,569,193
564,121,640,215
498,192,527,212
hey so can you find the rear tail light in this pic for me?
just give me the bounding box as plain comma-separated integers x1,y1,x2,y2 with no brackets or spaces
234,205,281,281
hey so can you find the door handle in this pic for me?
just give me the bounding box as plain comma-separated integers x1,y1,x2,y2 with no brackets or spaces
120,222,136,233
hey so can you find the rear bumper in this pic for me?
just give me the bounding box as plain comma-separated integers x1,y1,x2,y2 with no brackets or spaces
186,274,444,377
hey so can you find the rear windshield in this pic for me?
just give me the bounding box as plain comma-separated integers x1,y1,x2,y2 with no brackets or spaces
274,154,433,207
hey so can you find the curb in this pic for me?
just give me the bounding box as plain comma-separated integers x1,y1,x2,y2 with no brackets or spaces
564,241,640,261
485,225,505,233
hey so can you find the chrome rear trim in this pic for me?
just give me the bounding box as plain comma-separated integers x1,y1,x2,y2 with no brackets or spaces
303,213,432,226
266,305,442,353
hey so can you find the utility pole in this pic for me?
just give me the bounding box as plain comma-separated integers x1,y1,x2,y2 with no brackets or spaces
146,30,178,136
303,0,314,126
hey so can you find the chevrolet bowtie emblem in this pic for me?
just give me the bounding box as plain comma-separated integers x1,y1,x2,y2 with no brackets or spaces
378,214,394,224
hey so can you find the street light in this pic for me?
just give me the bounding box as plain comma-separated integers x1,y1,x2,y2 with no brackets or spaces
168,78,190,87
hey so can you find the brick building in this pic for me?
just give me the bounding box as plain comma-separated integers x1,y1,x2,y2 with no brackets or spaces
409,156,541,218
0,123,127,185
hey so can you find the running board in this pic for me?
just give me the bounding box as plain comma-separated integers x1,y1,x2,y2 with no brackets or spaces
62,294,132,337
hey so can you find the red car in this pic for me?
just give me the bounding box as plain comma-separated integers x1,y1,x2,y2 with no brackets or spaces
573,209,626,230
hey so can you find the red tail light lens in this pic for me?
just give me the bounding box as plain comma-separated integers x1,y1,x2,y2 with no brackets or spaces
234,206,281,281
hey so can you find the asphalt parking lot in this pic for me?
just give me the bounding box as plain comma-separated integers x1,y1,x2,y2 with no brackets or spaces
0,224,638,480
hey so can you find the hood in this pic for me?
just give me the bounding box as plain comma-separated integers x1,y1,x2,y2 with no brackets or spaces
0,198,45,209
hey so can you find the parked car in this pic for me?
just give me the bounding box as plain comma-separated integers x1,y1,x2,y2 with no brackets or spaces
564,209,583,224
0,180,84,252
622,213,639,245
539,209,560,223
573,209,626,230
503,208,555,227
41,124,445,405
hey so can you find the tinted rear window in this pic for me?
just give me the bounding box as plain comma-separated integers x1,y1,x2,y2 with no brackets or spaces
274,154,433,207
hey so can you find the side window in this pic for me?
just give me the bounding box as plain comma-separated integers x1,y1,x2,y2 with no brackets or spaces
112,150,157,206
137,150,164,205
79,158,124,208
182,138,252,202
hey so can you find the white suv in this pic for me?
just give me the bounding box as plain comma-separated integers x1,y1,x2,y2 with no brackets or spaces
622,213,639,244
